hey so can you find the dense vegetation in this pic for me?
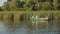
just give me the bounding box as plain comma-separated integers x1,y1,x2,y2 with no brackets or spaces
0,0,60,11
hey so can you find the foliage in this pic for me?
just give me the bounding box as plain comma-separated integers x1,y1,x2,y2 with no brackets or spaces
20,5,32,11
40,2,52,11
1,0,17,11
0,0,60,11
0,7,3,11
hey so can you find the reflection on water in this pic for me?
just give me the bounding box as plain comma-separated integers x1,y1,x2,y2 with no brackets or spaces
0,20,60,34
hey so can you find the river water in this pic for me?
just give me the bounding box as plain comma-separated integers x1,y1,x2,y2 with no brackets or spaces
0,20,60,34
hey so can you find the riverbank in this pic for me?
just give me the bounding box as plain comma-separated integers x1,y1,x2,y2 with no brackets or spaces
0,11,60,21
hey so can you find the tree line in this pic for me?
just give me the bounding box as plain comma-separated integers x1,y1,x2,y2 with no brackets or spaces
0,0,60,11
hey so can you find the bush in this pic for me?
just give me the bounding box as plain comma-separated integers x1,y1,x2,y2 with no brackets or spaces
0,7,3,11
19,5,32,11
40,2,52,11
56,4,60,10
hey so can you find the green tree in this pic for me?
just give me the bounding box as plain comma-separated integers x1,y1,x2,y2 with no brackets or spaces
0,7,3,11
41,2,52,11
1,0,17,11
1,0,23,11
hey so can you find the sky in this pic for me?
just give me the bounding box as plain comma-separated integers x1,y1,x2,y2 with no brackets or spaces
0,0,7,7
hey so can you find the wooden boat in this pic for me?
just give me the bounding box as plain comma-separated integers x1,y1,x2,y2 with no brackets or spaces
30,18,48,21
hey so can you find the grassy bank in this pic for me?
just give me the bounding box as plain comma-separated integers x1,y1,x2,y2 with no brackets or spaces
0,11,60,21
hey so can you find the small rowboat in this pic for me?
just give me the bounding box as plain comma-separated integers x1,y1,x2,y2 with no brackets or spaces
30,18,48,21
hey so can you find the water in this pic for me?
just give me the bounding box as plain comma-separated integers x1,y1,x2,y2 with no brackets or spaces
0,20,60,34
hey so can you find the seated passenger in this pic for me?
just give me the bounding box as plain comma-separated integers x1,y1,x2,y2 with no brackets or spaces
36,15,39,18
32,15,35,18
45,16,48,18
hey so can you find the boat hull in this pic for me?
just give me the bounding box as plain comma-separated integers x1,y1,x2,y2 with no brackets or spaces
30,18,48,21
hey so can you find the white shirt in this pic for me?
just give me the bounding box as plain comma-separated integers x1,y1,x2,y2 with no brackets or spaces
36,16,38,18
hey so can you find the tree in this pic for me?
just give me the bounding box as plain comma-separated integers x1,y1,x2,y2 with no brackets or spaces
56,4,60,10
1,0,21,11
0,7,3,11
17,1,25,8
1,0,17,11
41,2,52,11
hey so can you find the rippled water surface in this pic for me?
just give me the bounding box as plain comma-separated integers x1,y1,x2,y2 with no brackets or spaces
0,20,60,34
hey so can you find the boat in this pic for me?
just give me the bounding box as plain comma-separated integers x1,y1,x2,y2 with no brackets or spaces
30,18,48,21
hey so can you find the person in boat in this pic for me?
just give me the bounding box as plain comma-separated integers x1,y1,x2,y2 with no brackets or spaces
45,15,49,21
32,15,39,18
35,15,40,25
45,15,48,18
36,15,39,19
32,15,35,18
31,15,35,25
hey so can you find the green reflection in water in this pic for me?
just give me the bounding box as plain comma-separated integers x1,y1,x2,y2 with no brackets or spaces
2,19,60,29
1,19,60,34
